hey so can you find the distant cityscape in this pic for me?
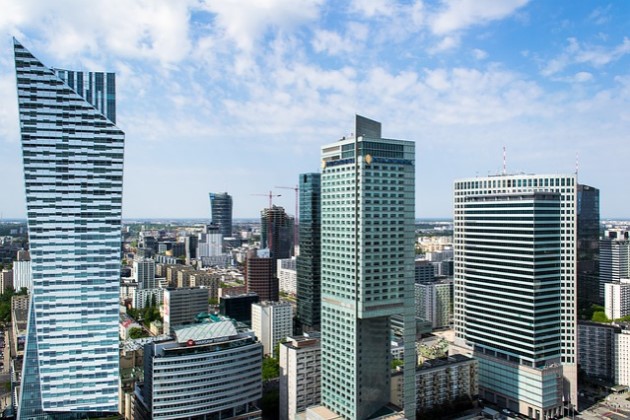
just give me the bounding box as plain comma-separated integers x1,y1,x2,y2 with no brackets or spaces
1,29,630,420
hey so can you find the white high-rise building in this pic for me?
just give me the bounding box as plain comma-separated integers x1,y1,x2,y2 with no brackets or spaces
279,333,321,420
615,330,630,386
251,301,292,355
454,174,578,418
277,258,297,295
197,224,223,258
605,279,630,320
14,39,123,416
600,230,630,297
12,260,32,292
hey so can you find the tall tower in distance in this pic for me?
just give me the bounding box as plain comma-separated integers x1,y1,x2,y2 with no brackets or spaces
209,192,233,239
453,174,579,418
14,39,123,417
318,116,416,419
296,173,321,331
261,206,294,259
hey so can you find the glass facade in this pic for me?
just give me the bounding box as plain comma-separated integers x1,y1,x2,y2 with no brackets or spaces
320,116,416,419
454,174,578,414
576,185,600,305
296,173,321,330
209,192,233,239
14,39,123,417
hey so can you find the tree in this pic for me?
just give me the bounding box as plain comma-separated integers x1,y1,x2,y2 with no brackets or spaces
592,311,610,323
128,327,147,339
391,359,404,369
262,357,279,381
209,297,219,305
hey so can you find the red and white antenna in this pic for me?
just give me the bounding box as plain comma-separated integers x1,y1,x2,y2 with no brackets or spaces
502,146,507,175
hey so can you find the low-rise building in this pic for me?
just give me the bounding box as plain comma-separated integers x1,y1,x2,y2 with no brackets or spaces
134,320,262,419
390,354,478,415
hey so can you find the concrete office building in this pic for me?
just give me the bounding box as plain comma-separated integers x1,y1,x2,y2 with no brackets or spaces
414,279,453,329
252,301,292,355
600,231,630,299
134,320,262,419
578,321,619,383
615,330,630,386
278,258,297,295
414,260,435,284
134,258,157,289
0,269,13,292
163,287,210,333
209,192,233,239
14,39,122,416
197,223,223,258
280,333,321,420
454,175,580,418
296,173,322,331
133,287,163,310
318,116,417,419
390,354,478,414
605,279,630,321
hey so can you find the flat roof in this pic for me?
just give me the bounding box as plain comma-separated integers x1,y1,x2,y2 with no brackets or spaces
174,321,237,344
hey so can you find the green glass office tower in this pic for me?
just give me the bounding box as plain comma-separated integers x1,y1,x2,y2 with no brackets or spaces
320,116,416,419
297,173,321,331
14,39,123,418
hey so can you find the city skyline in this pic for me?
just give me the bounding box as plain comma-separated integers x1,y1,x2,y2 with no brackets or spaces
1,1,629,219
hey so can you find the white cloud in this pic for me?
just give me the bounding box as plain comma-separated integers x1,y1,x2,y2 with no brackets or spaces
588,5,612,25
541,37,630,76
430,35,460,53
573,72,593,83
200,0,323,52
472,48,488,60
0,0,196,66
429,0,529,35
350,0,394,18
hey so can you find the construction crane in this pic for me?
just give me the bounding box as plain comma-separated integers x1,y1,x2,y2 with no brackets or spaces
275,185,298,255
251,191,282,252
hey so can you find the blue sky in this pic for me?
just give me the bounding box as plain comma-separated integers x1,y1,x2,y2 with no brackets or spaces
0,0,628,219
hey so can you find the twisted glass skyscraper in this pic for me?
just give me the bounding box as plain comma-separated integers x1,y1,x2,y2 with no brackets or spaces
14,39,123,418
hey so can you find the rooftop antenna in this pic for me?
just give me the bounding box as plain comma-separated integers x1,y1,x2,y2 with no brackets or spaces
502,146,507,175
